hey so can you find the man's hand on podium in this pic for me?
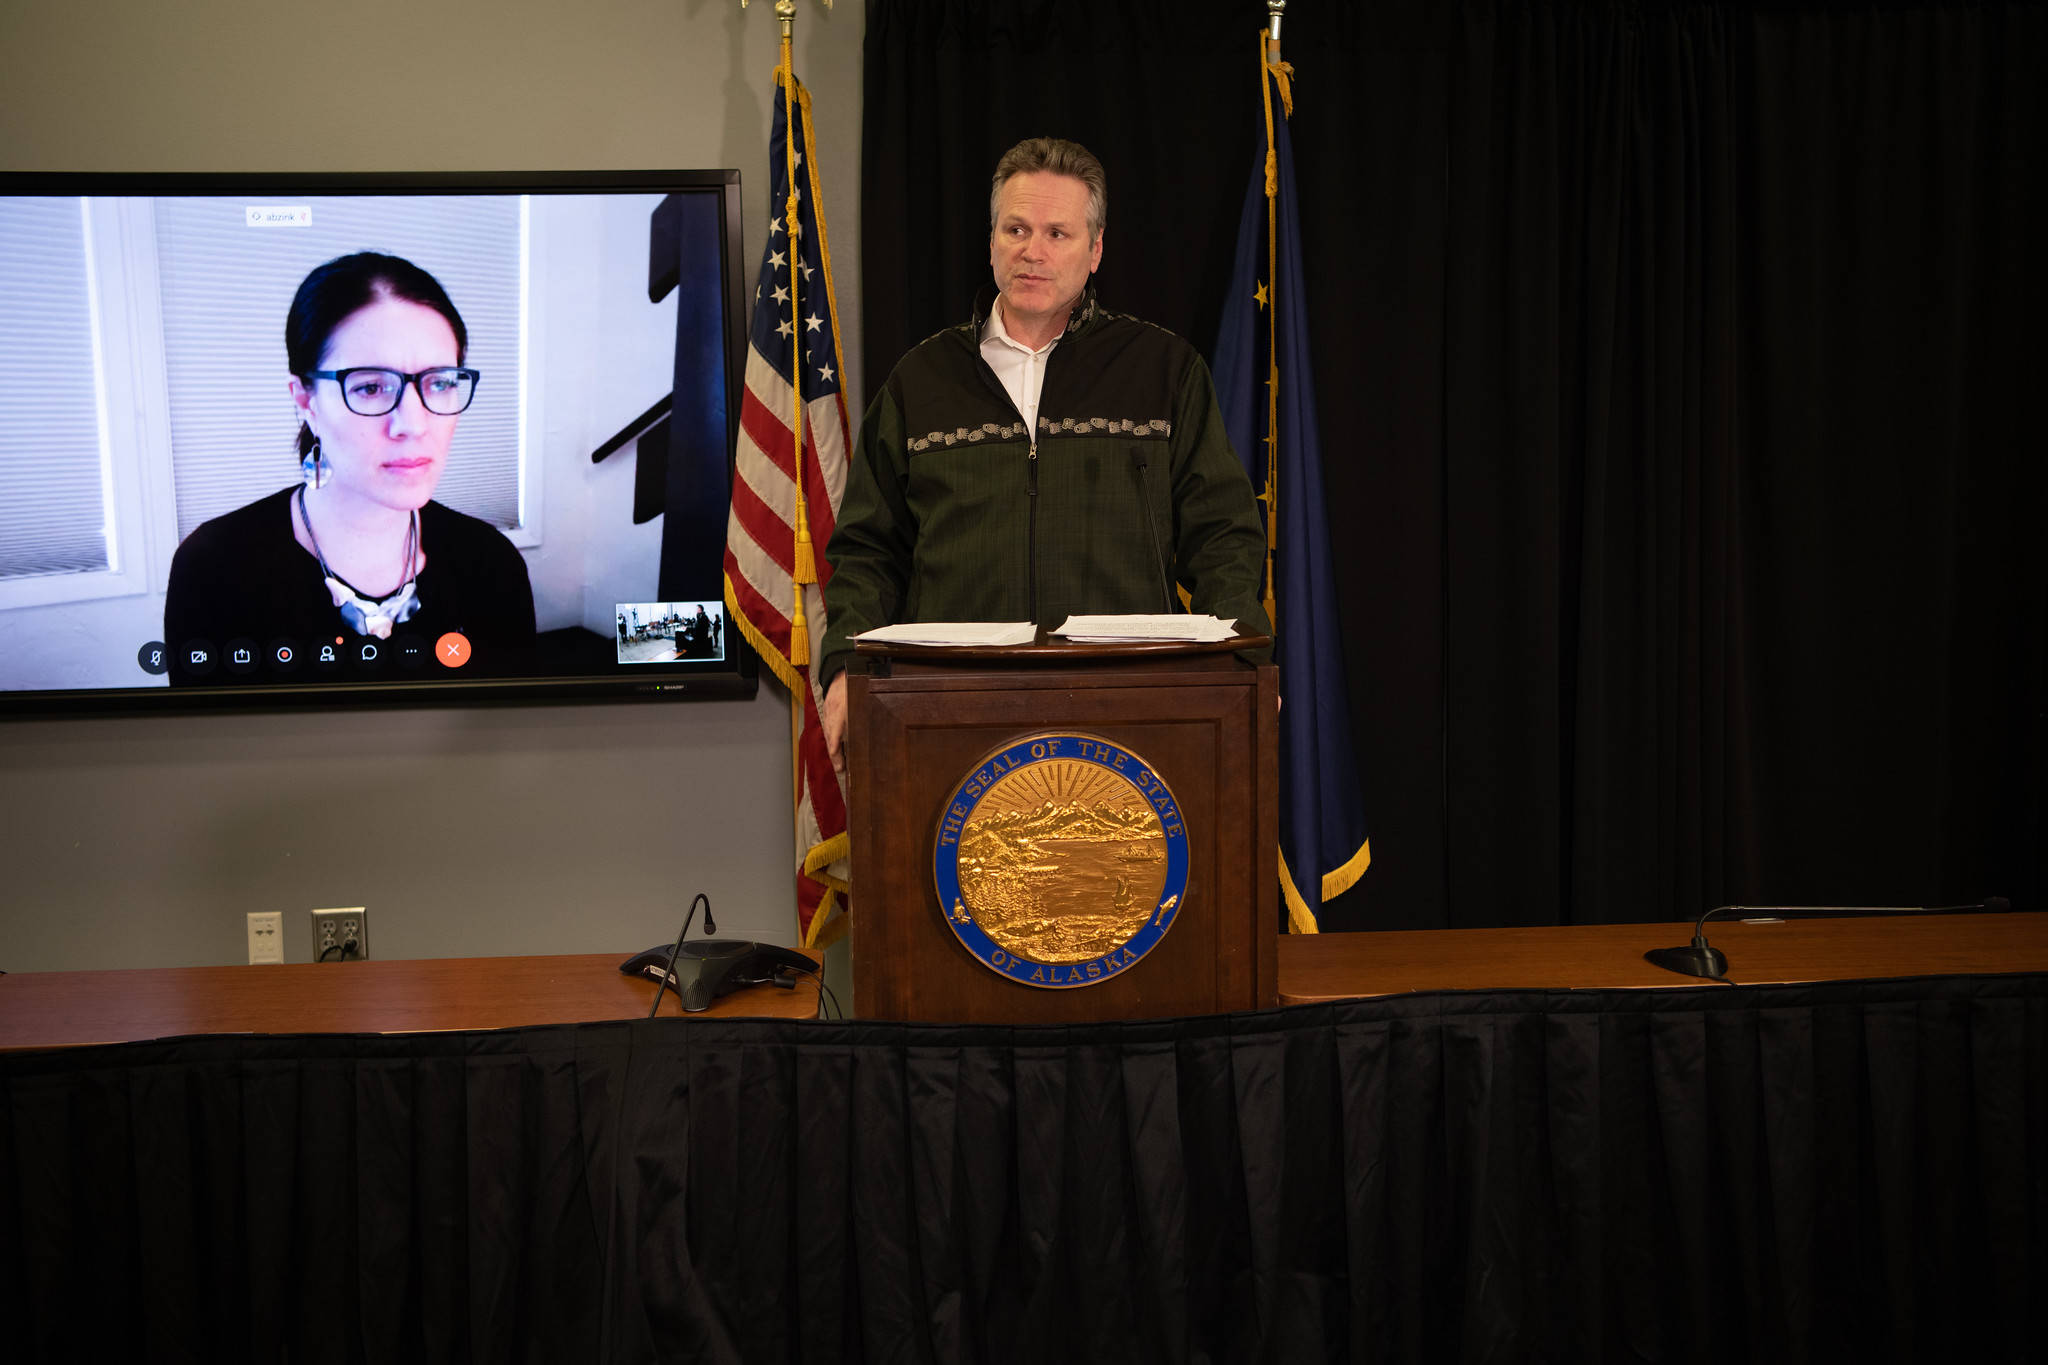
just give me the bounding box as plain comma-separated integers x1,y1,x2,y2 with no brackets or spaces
823,672,848,774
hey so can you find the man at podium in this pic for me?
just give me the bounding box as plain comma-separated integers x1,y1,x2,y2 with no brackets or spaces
819,136,1271,765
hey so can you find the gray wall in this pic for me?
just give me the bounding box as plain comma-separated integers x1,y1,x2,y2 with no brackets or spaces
0,0,865,970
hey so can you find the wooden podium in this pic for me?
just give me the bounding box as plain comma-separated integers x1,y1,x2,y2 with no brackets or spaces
846,634,1278,1023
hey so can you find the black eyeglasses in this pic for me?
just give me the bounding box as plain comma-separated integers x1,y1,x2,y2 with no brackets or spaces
309,367,480,417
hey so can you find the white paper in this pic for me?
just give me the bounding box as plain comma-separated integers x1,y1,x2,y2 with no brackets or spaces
1052,614,1239,642
854,621,1037,647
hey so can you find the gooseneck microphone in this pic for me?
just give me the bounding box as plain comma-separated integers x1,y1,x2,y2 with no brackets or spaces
1644,897,2013,980
1128,448,1176,614
648,892,716,1017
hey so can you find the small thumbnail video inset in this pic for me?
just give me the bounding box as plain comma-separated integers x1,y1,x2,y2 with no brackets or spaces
615,601,725,664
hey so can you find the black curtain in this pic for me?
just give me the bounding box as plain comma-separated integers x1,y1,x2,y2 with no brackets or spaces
7,978,2046,1362
859,0,2048,931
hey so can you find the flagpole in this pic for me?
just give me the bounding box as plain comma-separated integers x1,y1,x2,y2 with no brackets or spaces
1257,3,1294,630
775,4,820,669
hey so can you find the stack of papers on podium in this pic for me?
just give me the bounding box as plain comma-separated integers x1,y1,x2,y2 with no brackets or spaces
1052,614,1239,642
854,621,1037,646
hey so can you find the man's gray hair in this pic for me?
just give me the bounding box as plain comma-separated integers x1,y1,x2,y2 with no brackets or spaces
989,137,1108,242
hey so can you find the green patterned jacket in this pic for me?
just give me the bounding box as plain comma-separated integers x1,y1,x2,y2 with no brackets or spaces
818,286,1272,685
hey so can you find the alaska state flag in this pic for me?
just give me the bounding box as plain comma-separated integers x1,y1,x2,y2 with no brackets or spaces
1211,84,1372,932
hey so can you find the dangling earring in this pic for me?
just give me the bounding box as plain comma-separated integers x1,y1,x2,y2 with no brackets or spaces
300,436,330,490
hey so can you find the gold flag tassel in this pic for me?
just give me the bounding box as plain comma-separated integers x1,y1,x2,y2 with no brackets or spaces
778,21,815,665
1257,24,1294,631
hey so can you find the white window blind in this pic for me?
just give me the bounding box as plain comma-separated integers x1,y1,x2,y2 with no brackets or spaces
0,198,111,581
154,195,524,540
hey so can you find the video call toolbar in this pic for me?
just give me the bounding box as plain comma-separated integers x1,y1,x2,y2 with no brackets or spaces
137,632,474,678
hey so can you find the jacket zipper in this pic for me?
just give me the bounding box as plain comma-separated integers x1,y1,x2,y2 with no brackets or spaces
1026,437,1039,622
962,311,1068,626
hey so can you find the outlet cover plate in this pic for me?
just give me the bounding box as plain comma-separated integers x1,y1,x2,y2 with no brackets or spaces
246,911,285,964
310,907,369,962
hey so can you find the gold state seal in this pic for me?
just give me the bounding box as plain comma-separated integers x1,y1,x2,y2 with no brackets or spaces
933,732,1190,989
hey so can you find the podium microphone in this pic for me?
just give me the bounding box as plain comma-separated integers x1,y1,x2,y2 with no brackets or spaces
1645,897,2012,980
1128,449,1176,614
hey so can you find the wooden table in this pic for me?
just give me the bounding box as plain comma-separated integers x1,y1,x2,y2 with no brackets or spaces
1279,911,2048,1001
7,915,2041,1051
0,951,820,1051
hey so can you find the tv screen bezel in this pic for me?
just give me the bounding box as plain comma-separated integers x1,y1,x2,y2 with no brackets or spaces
0,168,759,715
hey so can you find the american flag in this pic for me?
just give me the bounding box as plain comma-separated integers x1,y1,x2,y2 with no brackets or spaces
723,67,851,947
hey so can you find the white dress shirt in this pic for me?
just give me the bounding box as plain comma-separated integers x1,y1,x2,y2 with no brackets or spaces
980,297,1061,432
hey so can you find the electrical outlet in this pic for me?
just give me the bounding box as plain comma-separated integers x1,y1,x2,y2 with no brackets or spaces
246,911,284,964
310,907,369,962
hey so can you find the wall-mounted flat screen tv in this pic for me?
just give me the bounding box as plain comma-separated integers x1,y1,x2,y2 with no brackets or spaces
0,170,755,711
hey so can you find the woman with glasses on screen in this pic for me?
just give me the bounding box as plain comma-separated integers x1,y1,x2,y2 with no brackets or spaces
164,252,536,684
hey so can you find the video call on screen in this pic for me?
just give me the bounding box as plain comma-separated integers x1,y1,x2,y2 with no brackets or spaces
0,180,741,702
